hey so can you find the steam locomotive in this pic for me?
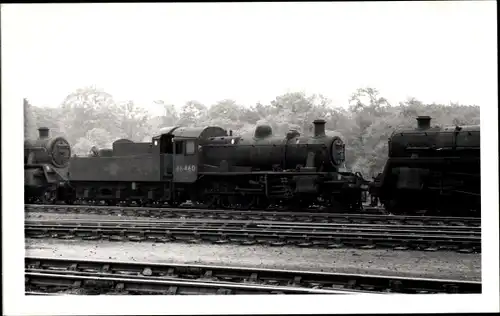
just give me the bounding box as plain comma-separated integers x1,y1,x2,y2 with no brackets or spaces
370,116,480,217
24,127,72,203
25,120,366,211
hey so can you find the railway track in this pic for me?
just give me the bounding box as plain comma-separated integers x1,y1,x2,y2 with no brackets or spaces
25,256,481,294
25,219,481,252
26,272,355,295
25,204,481,227
25,218,482,234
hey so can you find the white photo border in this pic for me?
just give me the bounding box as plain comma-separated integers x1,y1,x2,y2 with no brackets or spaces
2,2,499,315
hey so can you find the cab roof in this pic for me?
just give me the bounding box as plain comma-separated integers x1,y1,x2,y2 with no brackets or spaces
154,126,227,139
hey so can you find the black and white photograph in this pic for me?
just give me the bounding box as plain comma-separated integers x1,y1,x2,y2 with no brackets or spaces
2,1,499,315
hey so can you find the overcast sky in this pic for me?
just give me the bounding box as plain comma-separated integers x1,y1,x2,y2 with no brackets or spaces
2,2,497,115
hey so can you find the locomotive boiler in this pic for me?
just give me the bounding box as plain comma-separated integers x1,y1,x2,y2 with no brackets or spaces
24,127,72,203
373,116,480,216
196,119,360,209
65,120,365,211
201,120,345,172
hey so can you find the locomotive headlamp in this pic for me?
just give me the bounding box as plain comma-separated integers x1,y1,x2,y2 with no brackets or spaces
231,139,235,145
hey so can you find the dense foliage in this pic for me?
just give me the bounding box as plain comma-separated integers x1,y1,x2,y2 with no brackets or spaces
24,86,480,177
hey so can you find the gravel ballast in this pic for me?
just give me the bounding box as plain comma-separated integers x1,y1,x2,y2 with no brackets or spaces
25,238,481,281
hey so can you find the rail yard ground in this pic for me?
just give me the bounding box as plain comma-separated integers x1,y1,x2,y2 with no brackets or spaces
25,237,480,282
25,210,481,282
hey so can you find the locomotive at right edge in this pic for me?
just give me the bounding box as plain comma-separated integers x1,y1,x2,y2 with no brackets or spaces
370,116,480,217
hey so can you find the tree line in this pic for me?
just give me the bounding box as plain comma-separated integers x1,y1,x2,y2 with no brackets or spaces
24,86,480,178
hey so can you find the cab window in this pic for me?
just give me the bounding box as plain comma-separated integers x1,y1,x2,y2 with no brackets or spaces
185,140,195,155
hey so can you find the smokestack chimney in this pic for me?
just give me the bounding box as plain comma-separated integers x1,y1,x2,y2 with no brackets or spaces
313,119,326,137
38,127,50,139
416,116,431,129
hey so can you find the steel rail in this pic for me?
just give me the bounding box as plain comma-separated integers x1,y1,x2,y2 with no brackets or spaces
25,291,66,296
25,204,481,227
24,220,481,252
26,269,374,294
25,256,480,294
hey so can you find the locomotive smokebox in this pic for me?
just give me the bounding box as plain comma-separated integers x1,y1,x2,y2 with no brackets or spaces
313,119,326,137
38,127,50,139
416,116,431,129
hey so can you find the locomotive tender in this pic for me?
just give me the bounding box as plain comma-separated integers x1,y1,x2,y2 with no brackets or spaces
371,116,480,216
24,127,72,203
66,119,365,210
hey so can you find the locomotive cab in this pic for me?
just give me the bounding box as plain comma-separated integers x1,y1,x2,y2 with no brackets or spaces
160,126,227,183
154,126,180,175
172,137,199,183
